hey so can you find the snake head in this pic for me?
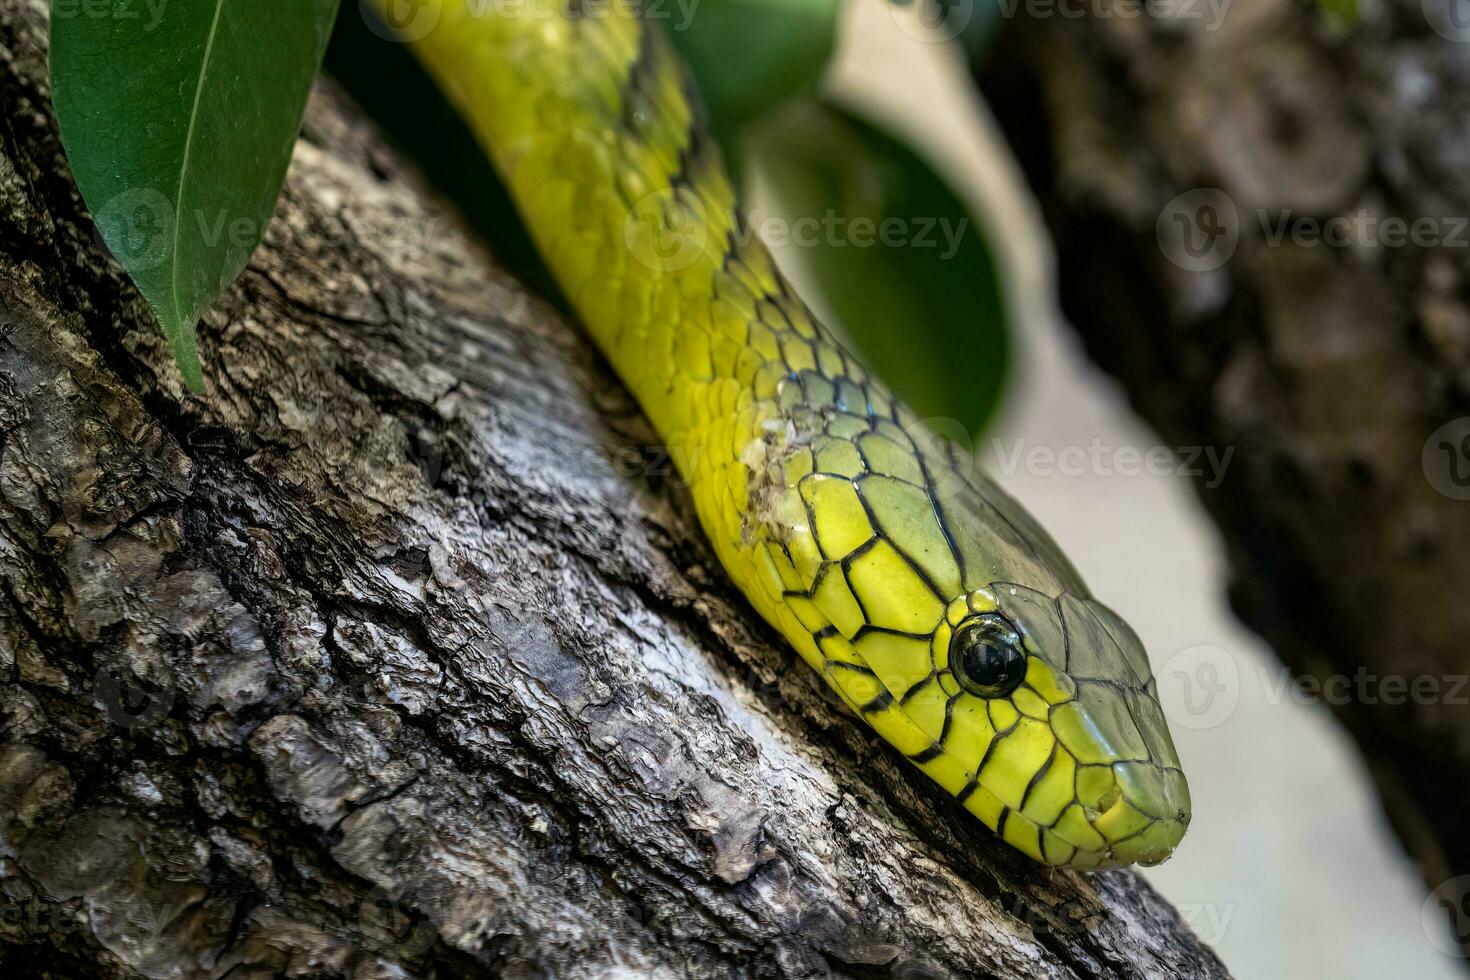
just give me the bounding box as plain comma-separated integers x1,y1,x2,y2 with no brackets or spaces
760,427,1193,869
933,583,1190,869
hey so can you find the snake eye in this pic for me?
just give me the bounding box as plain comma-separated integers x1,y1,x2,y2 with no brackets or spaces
950,614,1027,699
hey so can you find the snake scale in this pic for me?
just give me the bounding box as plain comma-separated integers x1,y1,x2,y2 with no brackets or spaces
368,0,1189,869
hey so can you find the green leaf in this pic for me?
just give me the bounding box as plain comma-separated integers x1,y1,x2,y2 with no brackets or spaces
667,0,841,146
1316,0,1360,27
747,101,1010,435
51,0,341,391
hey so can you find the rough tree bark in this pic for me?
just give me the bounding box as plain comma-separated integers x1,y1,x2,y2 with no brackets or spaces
981,0,1470,925
0,2,1226,977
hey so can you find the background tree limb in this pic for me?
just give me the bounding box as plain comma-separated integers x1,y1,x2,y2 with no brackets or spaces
981,0,1470,926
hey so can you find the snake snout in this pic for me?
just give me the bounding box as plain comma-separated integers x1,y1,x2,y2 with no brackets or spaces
1077,761,1191,867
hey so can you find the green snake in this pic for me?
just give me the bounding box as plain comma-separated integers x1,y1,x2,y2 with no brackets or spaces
368,0,1189,868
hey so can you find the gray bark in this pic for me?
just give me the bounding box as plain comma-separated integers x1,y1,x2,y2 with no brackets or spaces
979,0,1470,937
0,1,1226,976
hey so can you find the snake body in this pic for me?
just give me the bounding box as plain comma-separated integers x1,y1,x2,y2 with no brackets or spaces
373,0,1189,868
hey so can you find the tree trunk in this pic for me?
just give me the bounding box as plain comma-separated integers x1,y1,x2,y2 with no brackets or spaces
0,2,1225,977
980,0,1470,932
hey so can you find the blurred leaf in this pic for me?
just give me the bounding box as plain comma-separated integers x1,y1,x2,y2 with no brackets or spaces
51,0,341,391
748,101,1009,434
1316,0,1360,27
667,0,841,150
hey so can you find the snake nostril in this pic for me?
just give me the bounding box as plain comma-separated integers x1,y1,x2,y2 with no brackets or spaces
1087,784,1122,819
1076,765,1119,818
